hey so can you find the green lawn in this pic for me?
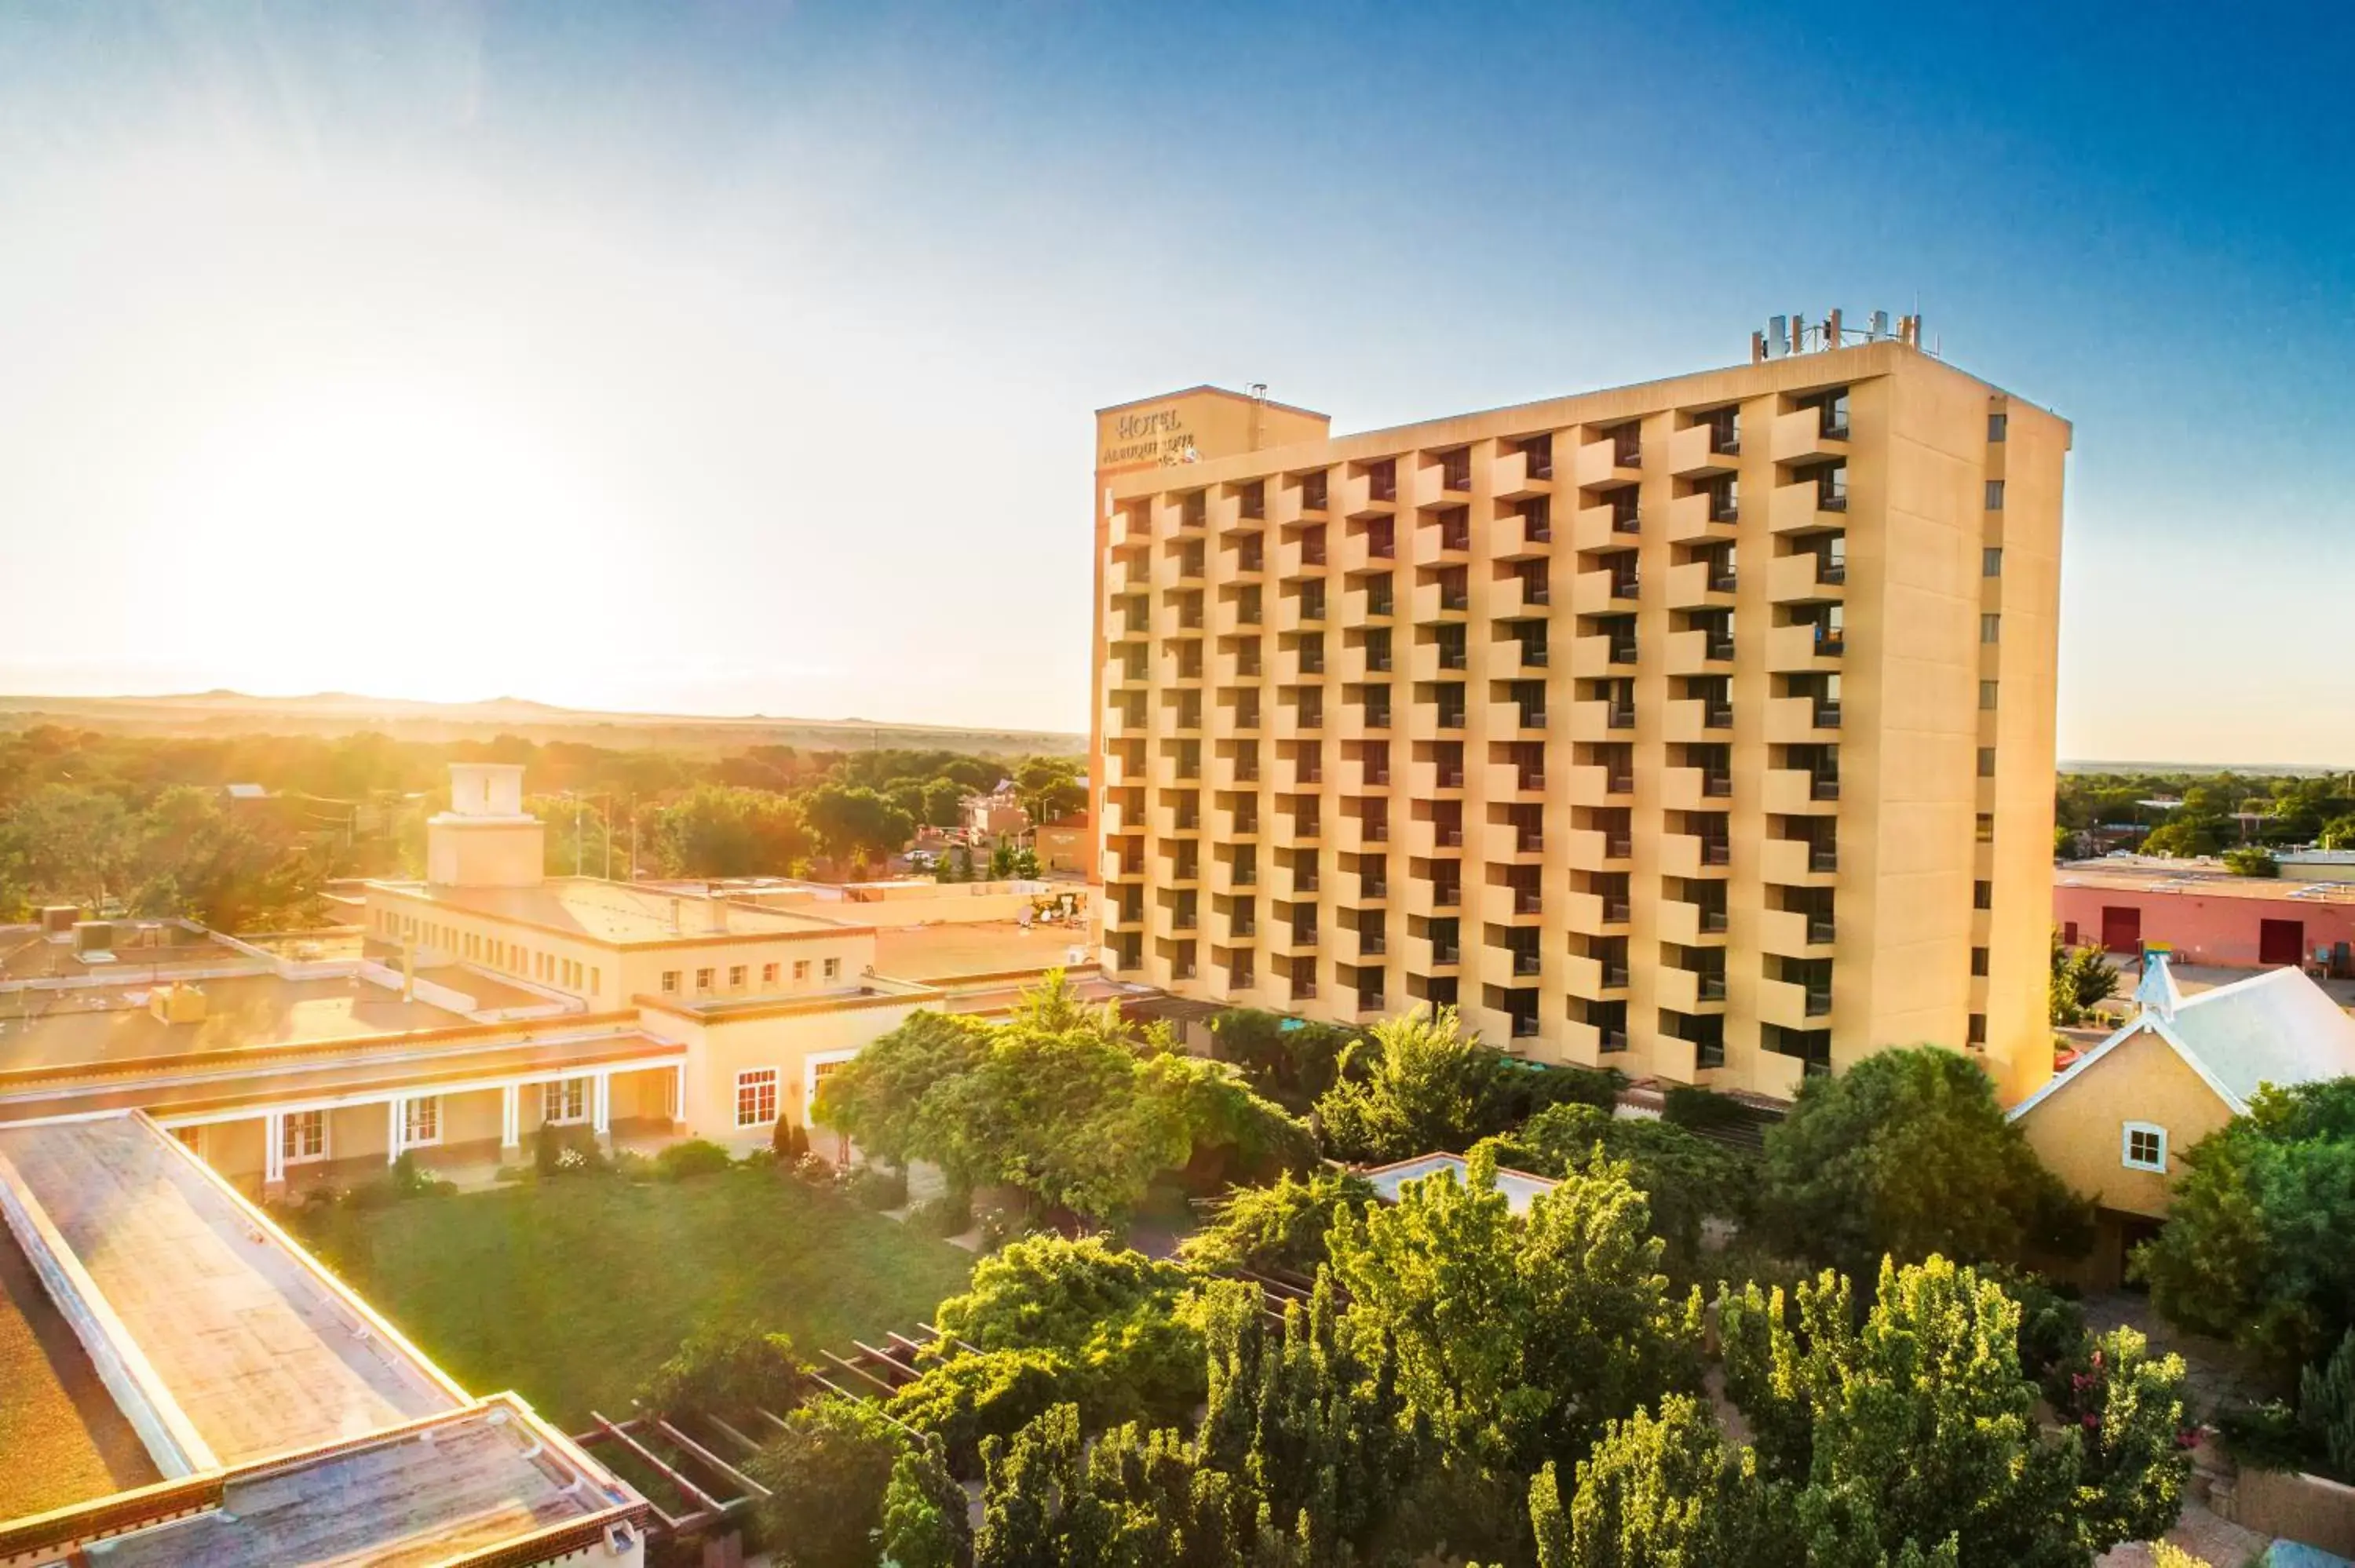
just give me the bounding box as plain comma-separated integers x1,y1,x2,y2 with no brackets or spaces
293,1168,975,1430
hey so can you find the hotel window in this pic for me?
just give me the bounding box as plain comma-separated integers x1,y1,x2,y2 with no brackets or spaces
543,1078,587,1125
736,1068,780,1128
403,1096,441,1147
1984,480,2005,509
660,970,680,994
823,957,842,981
793,959,810,982
762,962,780,984
589,967,601,994
696,967,714,992
1980,680,1999,711
1966,1013,1987,1046
1976,813,1995,843
2122,1122,2167,1172
728,965,747,990
1988,412,2007,443
1982,547,2003,578
1974,879,1992,910
1978,747,1996,778
1981,613,2001,644
1970,946,1989,977
281,1110,327,1164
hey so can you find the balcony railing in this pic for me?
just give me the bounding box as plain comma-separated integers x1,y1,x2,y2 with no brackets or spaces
1811,773,1842,801
1439,768,1466,789
1360,935,1388,957
1700,907,1729,933
1511,1015,1542,1037
1815,701,1843,729
1606,771,1634,794
1514,889,1543,915
1820,559,1847,585
1603,897,1633,923
1700,839,1730,866
1703,772,1732,797
1808,917,1836,945
1433,883,1461,908
1608,640,1638,665
1607,705,1636,731
1610,574,1641,601
1602,962,1630,988
1805,986,1833,1016
1815,628,1845,656
1513,951,1541,976
1704,703,1733,729
1601,1026,1629,1052
1809,844,1838,873
1433,943,1461,964
1605,833,1633,859
1293,979,1319,1001
1700,974,1727,1001
1704,636,1734,661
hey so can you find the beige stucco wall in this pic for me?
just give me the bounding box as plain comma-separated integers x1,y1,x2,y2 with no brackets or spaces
425,819,546,888
2015,1027,2231,1220
652,997,926,1145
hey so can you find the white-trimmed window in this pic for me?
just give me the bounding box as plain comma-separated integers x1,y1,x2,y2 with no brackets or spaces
793,960,810,983
728,965,747,990
404,1096,442,1147
660,970,680,994
696,967,715,993
736,1068,780,1128
823,957,842,981
761,962,779,985
281,1110,328,1164
2123,1121,2167,1172
544,1078,588,1125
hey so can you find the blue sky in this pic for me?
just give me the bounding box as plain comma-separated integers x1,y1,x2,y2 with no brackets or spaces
1,2,2350,761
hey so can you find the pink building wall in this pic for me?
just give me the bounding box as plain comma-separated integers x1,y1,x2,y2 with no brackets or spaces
2053,881,2355,969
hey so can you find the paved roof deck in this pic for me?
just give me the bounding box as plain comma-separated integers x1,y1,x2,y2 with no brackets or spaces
0,1026,685,1125
0,973,470,1071
0,1223,159,1521
0,924,232,983
88,1402,622,1566
0,1117,462,1465
1360,1153,1560,1215
873,919,1097,983
369,876,860,944
2057,864,2355,904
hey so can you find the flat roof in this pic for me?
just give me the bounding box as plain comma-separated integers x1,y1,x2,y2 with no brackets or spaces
2056,865,2355,905
871,919,1096,985
1358,1153,1560,1215
370,876,863,946
88,1401,621,1566
0,1117,464,1466
0,972,471,1071
0,923,229,983
0,1223,158,1520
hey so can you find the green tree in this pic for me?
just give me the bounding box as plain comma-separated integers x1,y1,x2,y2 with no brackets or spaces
2301,1329,2355,1482
2050,932,2121,1026
2135,1077,2355,1375
1719,1256,2188,1568
2223,845,2280,878
1759,1047,2092,1280
2321,815,2355,851
0,783,135,911
655,784,809,877
1477,1101,1753,1267
1313,1004,1496,1161
1533,1395,1780,1568
748,1396,913,1568
1177,1169,1376,1279
1013,757,1086,825
633,1324,802,1424
881,1439,973,1568
1209,1009,1360,1110
921,777,967,829
802,782,916,871
2143,817,2225,858
810,1010,995,1176
1325,1146,1702,1482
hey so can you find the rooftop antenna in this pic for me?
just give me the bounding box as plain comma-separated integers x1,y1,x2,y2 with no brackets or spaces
1247,382,1268,451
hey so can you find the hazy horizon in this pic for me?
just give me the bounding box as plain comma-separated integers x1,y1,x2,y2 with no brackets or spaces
4,3,2351,762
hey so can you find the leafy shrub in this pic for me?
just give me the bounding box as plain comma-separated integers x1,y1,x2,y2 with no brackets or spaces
654,1139,734,1181
1478,1102,1752,1264
908,1187,974,1237
772,1116,811,1161
1660,1083,1754,1135
346,1152,453,1208
1207,1008,1360,1110
636,1325,804,1424
2302,1329,2355,1481
534,1121,608,1178
2216,1398,2317,1473
845,1163,910,1211
747,1396,915,1568
1177,1169,1375,1280
887,1347,1069,1472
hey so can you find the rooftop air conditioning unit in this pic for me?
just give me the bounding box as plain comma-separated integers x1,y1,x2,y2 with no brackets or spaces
39,905,78,939
73,921,117,962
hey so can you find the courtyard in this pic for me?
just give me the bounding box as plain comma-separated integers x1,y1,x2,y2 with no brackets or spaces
289,1162,976,1430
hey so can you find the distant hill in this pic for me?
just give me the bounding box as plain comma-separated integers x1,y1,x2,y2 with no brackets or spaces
0,690,1086,757
2062,759,2353,777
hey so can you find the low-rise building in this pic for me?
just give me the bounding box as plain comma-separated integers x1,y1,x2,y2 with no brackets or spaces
2010,953,2355,1285
2054,859,2355,971
0,1110,648,1561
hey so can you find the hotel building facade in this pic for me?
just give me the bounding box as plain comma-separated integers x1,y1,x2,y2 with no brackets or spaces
1092,330,2068,1103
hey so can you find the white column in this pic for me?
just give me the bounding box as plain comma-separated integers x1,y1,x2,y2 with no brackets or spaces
387,1098,403,1165
263,1112,286,1185
591,1070,612,1135
671,1063,686,1126
501,1084,521,1149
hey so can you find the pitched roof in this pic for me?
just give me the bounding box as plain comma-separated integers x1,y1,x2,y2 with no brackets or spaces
2011,965,2355,1121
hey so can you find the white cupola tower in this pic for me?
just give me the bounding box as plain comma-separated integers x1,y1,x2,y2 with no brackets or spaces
425,764,546,888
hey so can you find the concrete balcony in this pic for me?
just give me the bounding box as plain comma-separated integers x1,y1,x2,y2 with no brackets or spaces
1572,503,1642,552
1103,898,1148,932
1487,699,1548,738
1493,448,1554,501
1478,944,1546,991
1769,478,1849,536
1664,560,1736,610
1210,858,1260,895
1768,550,1845,603
1664,490,1740,545
1560,1018,1617,1066
1211,600,1263,637
1656,966,1727,1015
1767,623,1843,672
1493,829,1547,866
1271,704,1327,742
1759,906,1837,957
1656,899,1727,947
1761,837,1838,885
1565,890,1631,936
1573,438,1641,489
1409,640,1470,683
1568,762,1635,803
1765,696,1841,745
1758,975,1834,1030
1210,806,1261,841
1663,697,1733,745
1664,628,1734,676
1563,954,1630,1000
1332,815,1393,855
1486,761,1546,801
1333,705,1394,742
1272,595,1330,635
1772,407,1849,464
1568,698,1638,742
1762,768,1842,815
1408,932,1463,973
1409,461,1473,510
1100,848,1142,883
1105,556,1149,595
1410,757,1468,796
1668,421,1741,478
1481,882,1544,925
1659,832,1732,881
1660,766,1734,813
1410,580,1470,622
1338,471,1396,519
1341,645,1396,684
1103,704,1147,738
1268,924,1323,958
1566,826,1630,868
1570,570,1638,616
